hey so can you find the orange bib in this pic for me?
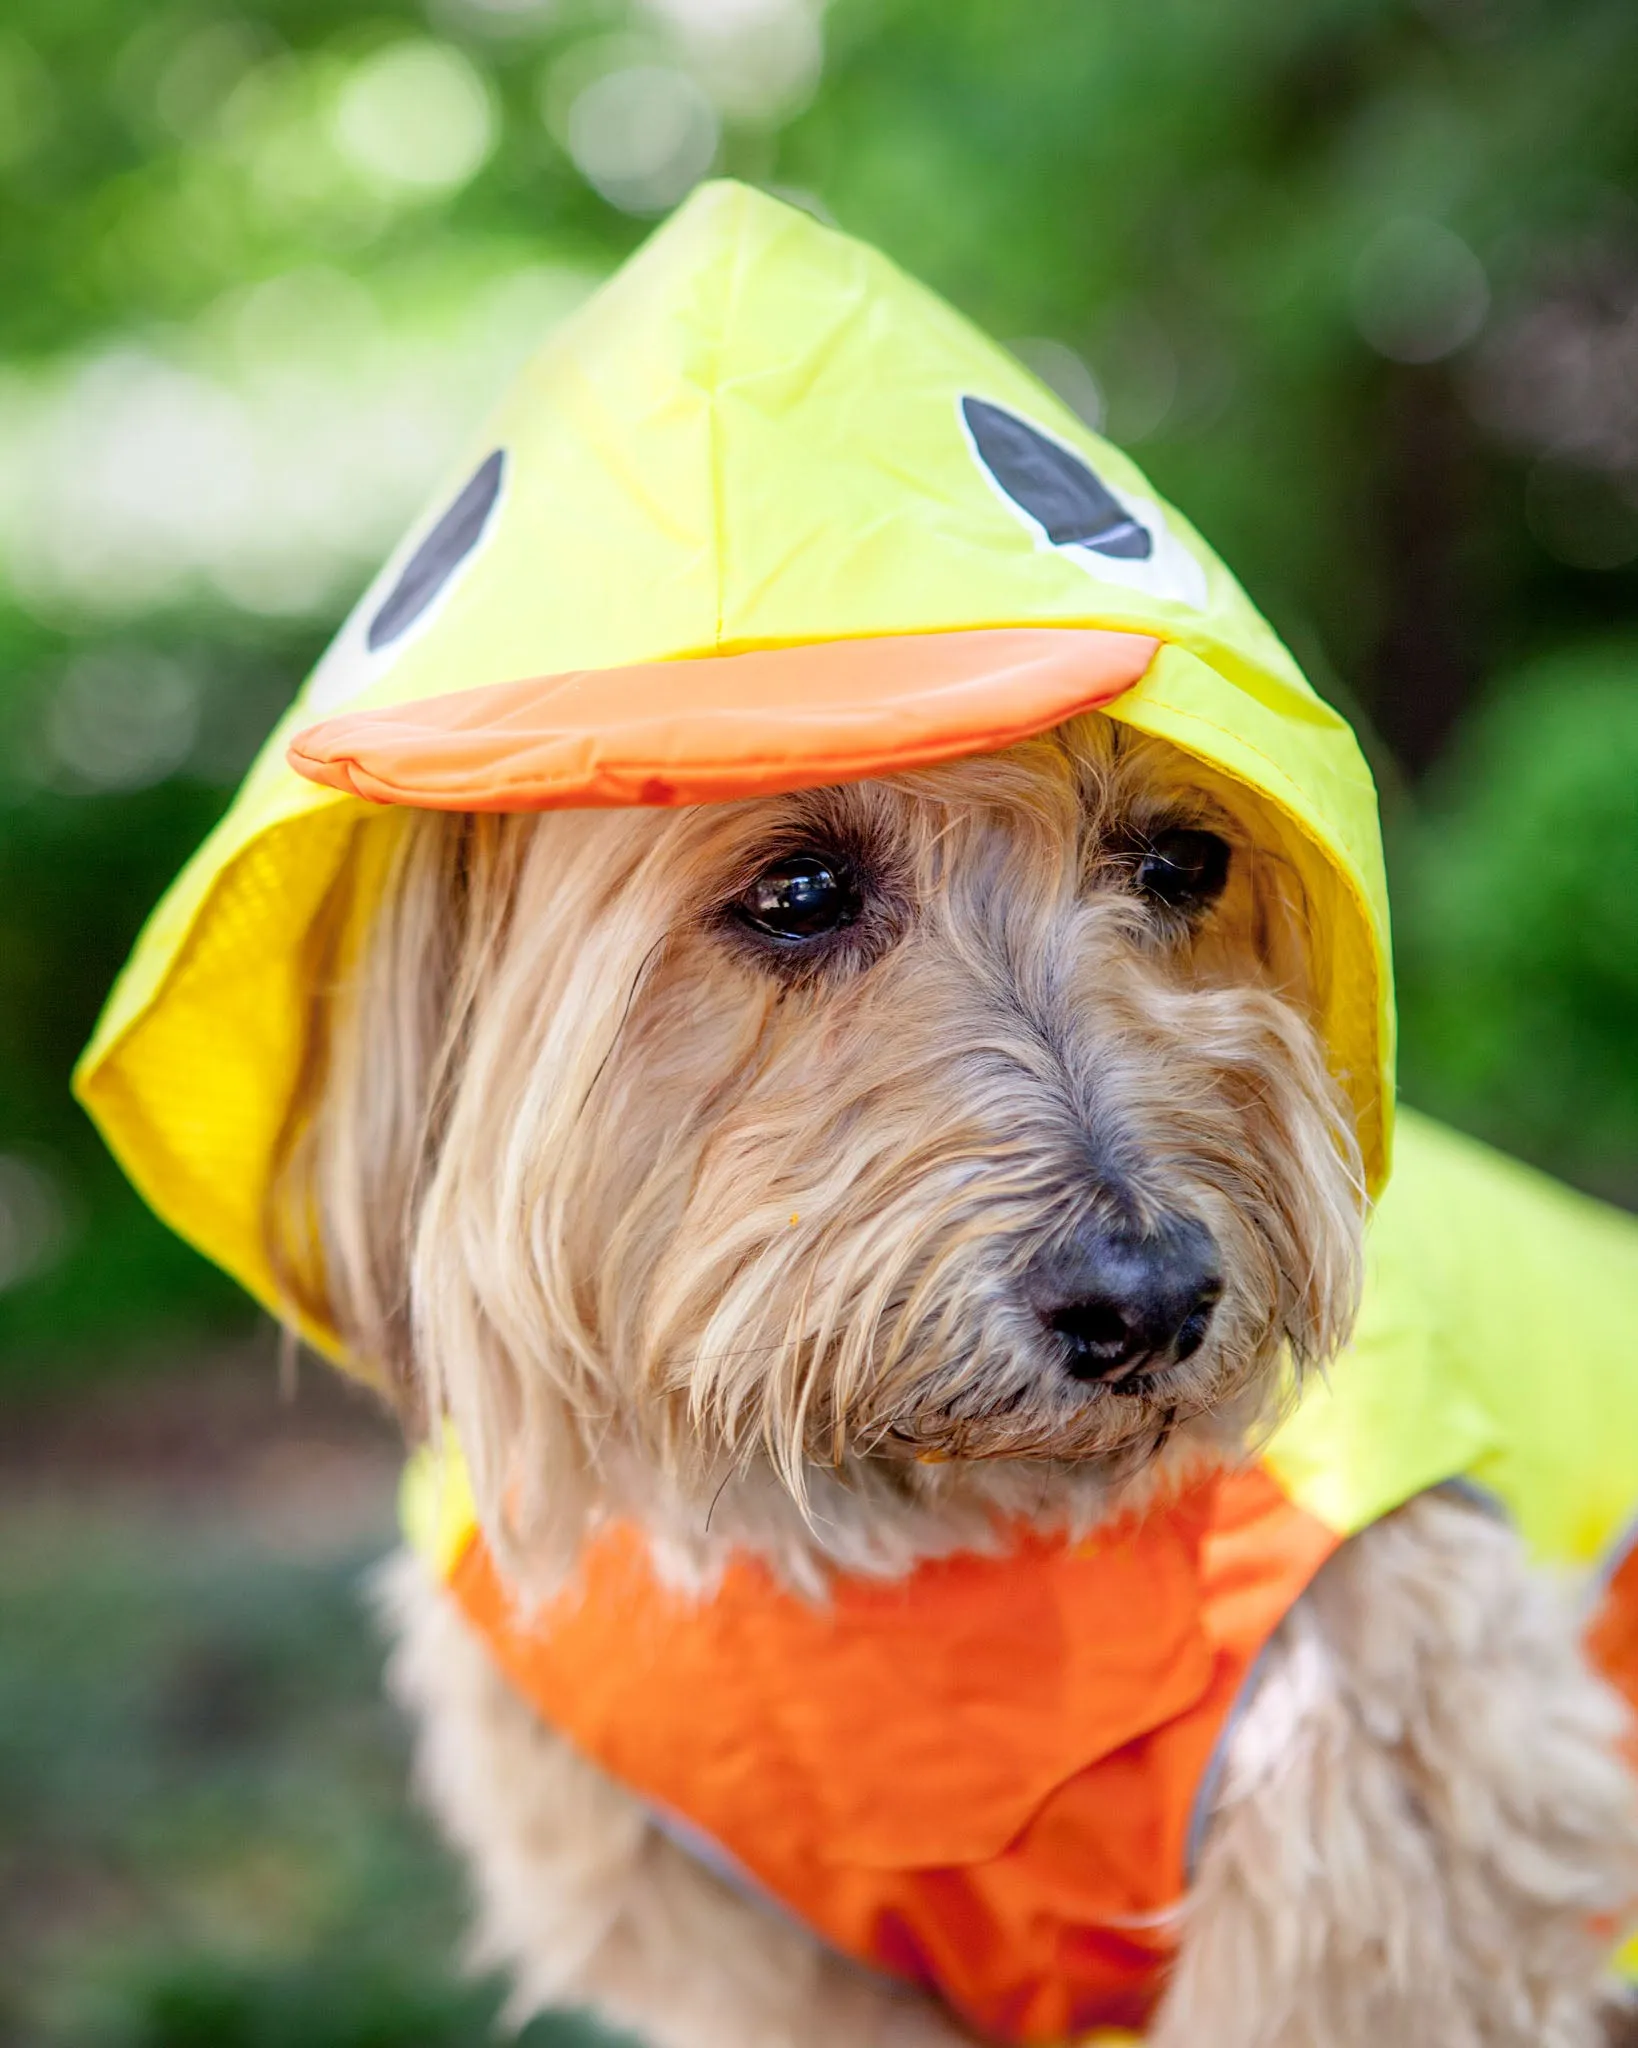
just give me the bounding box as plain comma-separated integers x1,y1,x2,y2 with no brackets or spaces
447,1466,1339,2042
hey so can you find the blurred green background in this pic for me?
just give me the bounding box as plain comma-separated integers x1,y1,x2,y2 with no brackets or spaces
2,0,1635,2041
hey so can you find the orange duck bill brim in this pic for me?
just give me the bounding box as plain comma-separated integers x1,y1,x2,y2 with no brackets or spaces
285,626,1160,812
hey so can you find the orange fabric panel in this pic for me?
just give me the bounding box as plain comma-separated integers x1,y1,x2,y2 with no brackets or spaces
1585,1550,1638,1959
286,627,1158,812
1588,1541,1638,1728
1202,1462,1343,1659
447,1464,1339,2043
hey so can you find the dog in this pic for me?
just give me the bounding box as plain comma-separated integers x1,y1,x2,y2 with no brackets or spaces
76,180,1638,2048
263,713,1638,2048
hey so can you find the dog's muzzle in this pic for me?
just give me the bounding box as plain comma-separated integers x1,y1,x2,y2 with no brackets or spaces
1028,1213,1222,1386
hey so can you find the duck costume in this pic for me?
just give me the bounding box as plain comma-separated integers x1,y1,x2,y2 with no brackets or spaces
75,182,1638,2042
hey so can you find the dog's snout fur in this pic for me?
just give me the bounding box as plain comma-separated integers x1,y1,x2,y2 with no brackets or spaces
1030,1212,1222,1385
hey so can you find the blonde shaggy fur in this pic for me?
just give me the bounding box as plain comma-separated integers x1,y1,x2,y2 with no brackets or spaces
269,715,1638,2044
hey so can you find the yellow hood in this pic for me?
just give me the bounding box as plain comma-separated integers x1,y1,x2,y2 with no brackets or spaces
75,179,1393,1361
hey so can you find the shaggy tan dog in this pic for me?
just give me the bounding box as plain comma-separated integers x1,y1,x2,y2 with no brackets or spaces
271,715,1637,2047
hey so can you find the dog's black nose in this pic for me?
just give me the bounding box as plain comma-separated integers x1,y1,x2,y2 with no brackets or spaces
1031,1214,1222,1384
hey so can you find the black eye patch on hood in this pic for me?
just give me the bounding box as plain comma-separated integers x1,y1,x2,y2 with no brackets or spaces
367,448,506,651
962,397,1152,561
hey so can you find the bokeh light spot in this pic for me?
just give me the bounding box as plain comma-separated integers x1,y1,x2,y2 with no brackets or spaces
645,0,822,124
1350,216,1490,364
1012,339,1105,431
42,652,202,792
151,21,276,142
332,41,497,197
0,1154,69,1295
1085,306,1178,446
564,64,719,215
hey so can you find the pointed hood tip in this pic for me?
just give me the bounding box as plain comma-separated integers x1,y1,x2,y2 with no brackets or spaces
679,175,809,221
655,177,847,273
658,176,806,247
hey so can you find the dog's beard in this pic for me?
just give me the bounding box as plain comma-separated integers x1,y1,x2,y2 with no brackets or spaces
268,716,1364,1578
638,952,1359,1521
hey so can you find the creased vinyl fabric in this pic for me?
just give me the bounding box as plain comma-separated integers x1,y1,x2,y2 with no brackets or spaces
74,178,1390,1363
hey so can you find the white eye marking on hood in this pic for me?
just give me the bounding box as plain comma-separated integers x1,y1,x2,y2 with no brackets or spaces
958,396,1208,611
302,447,507,717
367,448,505,650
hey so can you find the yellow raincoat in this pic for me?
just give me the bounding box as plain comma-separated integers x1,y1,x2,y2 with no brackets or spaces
75,181,1638,2041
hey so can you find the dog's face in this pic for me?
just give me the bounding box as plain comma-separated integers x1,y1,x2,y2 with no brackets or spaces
273,716,1362,1569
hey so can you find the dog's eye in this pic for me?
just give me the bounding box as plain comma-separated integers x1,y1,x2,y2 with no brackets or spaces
735,856,860,942
1136,829,1231,912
